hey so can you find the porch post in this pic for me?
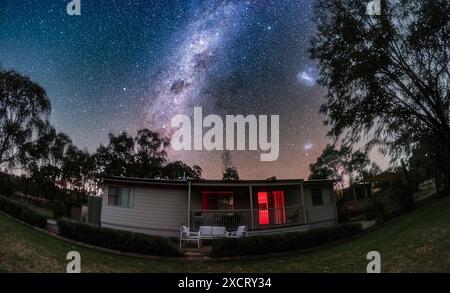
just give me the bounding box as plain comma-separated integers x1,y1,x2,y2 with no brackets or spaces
300,183,307,224
187,181,191,228
249,185,255,230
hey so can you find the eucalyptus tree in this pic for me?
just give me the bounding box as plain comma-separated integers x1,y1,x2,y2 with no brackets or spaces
223,167,240,181
94,132,136,177
311,0,450,190
133,129,169,178
162,161,203,180
0,70,51,166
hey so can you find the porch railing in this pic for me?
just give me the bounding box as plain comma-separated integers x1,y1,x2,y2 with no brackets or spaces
190,206,306,231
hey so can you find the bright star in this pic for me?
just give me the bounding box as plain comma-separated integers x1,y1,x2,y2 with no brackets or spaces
304,143,314,150
297,65,318,87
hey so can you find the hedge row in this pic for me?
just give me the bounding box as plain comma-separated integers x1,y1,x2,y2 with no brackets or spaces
57,218,181,257
0,195,48,229
211,223,363,257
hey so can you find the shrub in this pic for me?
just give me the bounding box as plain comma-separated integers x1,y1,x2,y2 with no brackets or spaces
365,199,387,224
398,189,415,213
52,200,66,219
337,205,350,223
57,218,181,257
211,223,363,257
0,195,47,229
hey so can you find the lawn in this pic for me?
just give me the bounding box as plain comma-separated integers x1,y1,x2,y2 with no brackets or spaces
1,196,450,273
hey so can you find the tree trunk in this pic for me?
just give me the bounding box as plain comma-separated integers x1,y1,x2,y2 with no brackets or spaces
401,159,415,205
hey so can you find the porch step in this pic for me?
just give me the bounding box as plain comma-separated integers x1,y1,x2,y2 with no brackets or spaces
182,246,211,259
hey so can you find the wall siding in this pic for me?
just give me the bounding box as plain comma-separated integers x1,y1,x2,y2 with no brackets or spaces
101,185,188,237
99,182,337,236
303,185,337,227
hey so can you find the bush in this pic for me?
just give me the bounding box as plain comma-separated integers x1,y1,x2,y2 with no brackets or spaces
399,189,415,213
57,218,181,257
365,199,387,224
0,195,47,229
211,223,363,257
0,176,14,197
52,200,66,219
337,205,350,223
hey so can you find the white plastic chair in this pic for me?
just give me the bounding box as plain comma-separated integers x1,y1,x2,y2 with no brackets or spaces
227,226,248,238
179,225,201,248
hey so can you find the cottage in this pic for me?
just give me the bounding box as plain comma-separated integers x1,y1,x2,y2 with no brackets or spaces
98,177,338,237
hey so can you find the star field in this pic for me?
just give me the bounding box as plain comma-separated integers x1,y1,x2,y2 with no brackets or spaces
0,0,349,179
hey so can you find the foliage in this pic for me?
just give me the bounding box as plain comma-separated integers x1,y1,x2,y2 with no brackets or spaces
0,70,51,165
51,200,66,219
407,141,437,190
365,199,387,224
223,167,240,181
1,70,203,205
309,145,380,200
0,195,47,228
337,205,350,223
311,0,450,189
57,218,181,257
0,174,14,196
162,161,203,179
94,130,202,180
391,183,415,214
309,144,351,180
211,223,363,257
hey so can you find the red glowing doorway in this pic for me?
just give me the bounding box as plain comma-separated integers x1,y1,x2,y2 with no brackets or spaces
257,191,286,225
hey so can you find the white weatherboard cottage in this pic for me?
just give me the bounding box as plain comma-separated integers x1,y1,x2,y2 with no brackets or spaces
99,177,338,237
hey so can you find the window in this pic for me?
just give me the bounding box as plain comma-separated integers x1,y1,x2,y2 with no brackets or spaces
311,188,323,206
272,191,286,224
107,186,134,208
257,191,286,225
257,192,269,225
201,191,234,210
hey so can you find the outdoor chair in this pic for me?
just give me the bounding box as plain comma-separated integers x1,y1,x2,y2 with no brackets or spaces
198,226,227,239
227,225,248,238
179,225,201,248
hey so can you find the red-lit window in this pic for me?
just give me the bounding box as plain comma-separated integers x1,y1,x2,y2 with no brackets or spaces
257,192,269,225
257,191,286,225
201,191,234,210
272,191,286,224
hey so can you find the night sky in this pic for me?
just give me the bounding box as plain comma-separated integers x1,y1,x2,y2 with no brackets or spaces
0,0,388,179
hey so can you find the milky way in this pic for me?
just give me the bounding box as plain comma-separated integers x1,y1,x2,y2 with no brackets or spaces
0,0,389,179
144,1,247,134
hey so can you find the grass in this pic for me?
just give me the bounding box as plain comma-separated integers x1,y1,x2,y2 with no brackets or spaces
4,195,54,219
1,196,450,272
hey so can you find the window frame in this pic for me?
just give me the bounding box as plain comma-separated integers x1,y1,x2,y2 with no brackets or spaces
106,186,135,208
311,188,324,206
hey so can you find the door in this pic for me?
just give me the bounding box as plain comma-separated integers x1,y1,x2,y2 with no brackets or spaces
257,192,269,225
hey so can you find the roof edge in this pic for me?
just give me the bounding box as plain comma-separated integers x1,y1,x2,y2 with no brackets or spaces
102,176,336,187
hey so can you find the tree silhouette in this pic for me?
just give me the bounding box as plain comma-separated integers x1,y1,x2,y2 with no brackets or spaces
309,144,351,181
0,70,51,165
223,167,240,181
311,0,450,190
94,132,135,177
133,129,169,178
162,161,203,180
